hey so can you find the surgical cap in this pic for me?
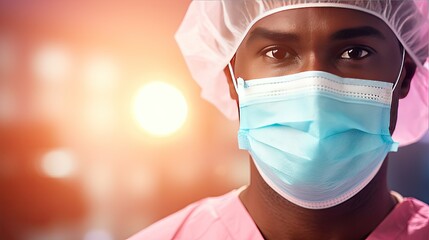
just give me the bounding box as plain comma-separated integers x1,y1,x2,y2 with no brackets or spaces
175,0,429,146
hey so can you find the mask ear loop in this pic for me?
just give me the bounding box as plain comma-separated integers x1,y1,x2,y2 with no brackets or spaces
389,48,405,146
228,63,239,94
392,48,406,92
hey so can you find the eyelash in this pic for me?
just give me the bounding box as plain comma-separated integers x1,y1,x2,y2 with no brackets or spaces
262,46,293,62
262,46,374,61
339,46,374,60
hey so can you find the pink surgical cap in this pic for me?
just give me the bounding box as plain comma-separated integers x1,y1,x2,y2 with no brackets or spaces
175,0,429,146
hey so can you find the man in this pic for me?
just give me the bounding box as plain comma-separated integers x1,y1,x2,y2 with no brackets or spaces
129,1,429,239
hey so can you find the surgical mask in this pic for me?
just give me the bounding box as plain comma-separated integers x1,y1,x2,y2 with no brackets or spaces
229,51,405,209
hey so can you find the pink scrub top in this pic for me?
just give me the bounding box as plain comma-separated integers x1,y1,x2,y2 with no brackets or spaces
128,188,429,240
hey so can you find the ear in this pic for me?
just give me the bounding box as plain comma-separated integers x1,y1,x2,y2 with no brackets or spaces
398,54,417,99
224,57,239,101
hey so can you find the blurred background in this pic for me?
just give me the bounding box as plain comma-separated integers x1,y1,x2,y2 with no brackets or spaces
0,1,427,239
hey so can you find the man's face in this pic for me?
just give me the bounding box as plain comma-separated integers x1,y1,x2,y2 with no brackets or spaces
233,7,410,133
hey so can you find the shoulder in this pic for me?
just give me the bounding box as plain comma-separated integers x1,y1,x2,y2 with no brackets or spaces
127,189,246,240
369,198,429,239
395,198,429,238
403,198,429,229
126,201,200,240
400,198,429,223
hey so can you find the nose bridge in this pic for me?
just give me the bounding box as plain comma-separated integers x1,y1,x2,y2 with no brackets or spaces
297,9,334,74
301,50,331,73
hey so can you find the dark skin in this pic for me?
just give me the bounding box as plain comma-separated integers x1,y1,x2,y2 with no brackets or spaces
225,8,417,240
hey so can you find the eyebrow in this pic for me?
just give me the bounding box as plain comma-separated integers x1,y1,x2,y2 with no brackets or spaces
246,26,386,46
246,27,300,45
330,26,386,41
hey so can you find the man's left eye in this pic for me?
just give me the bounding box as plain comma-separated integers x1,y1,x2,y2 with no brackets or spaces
340,48,370,60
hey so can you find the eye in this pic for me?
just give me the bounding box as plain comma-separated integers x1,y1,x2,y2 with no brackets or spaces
264,47,290,60
340,47,370,60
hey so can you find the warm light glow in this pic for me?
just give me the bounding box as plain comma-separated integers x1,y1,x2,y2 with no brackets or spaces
32,44,73,82
41,149,76,178
0,34,15,74
127,167,159,198
133,81,188,137
83,55,119,92
0,87,15,122
83,229,113,240
83,100,115,135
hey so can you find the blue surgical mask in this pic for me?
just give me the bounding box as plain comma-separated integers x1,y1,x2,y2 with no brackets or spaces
229,56,404,209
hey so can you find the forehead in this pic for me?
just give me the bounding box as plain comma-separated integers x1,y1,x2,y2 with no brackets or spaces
244,7,397,43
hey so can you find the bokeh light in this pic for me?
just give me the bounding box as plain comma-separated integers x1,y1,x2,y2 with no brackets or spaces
83,229,114,240
133,81,188,137
32,44,73,83
41,149,77,178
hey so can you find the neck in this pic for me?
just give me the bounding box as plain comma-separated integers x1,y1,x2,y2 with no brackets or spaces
240,158,396,240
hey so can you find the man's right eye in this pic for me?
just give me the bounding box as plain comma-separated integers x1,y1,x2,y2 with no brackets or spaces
264,47,290,60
